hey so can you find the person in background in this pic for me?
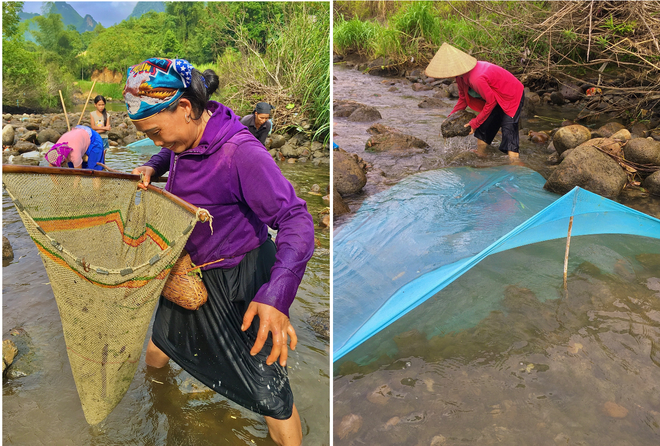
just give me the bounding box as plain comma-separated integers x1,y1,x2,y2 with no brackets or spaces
126,58,314,446
44,125,105,170
240,102,275,146
90,95,111,149
426,42,525,162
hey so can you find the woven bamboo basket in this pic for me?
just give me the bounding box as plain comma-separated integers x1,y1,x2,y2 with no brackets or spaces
162,252,208,310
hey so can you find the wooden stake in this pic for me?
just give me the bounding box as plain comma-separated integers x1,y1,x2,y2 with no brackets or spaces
563,215,574,291
77,80,97,126
59,90,71,132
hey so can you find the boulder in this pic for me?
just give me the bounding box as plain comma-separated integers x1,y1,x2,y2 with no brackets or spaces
3,124,15,146
559,82,583,102
347,106,382,122
37,128,61,145
280,142,303,158
550,91,565,105
365,124,429,153
629,122,649,138
544,145,628,198
524,90,541,105
13,140,39,154
611,129,631,142
334,149,367,195
441,110,476,138
623,138,660,166
418,98,449,109
577,137,623,158
552,125,591,155
25,122,40,131
20,130,38,144
270,134,286,149
2,339,18,374
333,187,351,216
447,82,459,98
3,236,14,261
643,171,660,196
433,88,450,99
529,131,549,144
334,100,363,118
596,122,626,138
49,118,69,135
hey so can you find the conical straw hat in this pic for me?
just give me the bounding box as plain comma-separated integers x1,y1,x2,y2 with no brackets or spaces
425,42,477,78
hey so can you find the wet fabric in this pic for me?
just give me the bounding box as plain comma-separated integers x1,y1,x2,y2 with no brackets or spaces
333,166,660,361
474,94,524,153
151,238,294,419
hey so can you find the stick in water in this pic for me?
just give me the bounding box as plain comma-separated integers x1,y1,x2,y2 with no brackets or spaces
59,90,71,132
563,215,574,292
77,80,97,126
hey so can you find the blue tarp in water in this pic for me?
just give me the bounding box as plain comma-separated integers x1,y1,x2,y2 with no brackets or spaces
333,166,660,361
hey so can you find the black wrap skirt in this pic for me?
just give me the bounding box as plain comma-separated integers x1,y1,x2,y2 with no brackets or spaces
151,238,294,419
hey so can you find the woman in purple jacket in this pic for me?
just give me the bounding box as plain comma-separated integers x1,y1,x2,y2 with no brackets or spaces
125,58,314,446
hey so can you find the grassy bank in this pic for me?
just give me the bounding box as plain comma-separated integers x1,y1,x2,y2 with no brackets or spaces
211,2,330,142
333,1,660,87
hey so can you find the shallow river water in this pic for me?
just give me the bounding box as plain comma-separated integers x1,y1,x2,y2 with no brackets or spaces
3,145,330,445
333,65,660,445
333,64,660,221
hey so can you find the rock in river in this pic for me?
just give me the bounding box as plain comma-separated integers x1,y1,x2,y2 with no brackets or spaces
544,144,627,198
552,125,591,155
3,236,14,261
334,149,367,195
366,123,429,154
440,110,476,138
624,137,660,166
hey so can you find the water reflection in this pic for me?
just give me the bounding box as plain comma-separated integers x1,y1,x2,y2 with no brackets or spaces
3,145,329,445
334,235,660,445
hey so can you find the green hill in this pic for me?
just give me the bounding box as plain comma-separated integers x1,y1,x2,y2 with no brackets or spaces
18,2,98,41
127,2,166,20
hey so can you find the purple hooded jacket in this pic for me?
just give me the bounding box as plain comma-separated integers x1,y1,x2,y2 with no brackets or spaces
144,101,315,316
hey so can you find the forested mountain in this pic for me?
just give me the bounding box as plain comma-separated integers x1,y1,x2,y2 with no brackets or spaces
127,2,166,20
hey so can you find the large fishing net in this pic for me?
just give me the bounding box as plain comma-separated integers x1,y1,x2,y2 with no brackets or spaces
2,165,208,424
333,166,660,362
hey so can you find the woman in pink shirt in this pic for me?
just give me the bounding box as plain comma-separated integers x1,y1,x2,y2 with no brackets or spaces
44,125,105,170
426,43,525,162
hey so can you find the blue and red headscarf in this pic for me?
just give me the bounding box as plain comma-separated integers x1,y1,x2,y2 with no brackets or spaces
123,58,195,121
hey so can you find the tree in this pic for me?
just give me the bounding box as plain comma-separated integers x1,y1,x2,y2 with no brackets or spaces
161,29,181,58
2,1,24,39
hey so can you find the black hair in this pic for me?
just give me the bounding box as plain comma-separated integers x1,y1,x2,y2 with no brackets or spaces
93,95,108,126
165,68,220,120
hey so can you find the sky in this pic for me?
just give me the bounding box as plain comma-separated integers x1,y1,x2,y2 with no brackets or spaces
21,1,139,28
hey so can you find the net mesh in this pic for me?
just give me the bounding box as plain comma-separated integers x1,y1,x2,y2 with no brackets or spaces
3,168,202,424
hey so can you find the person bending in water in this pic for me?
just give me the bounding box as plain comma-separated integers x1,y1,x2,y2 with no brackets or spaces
426,42,525,163
126,58,314,446
240,102,275,146
44,125,105,170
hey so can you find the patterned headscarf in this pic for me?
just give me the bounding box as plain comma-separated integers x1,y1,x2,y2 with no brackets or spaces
123,58,195,121
45,142,73,167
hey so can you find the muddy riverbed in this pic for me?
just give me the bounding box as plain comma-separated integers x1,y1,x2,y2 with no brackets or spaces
332,64,660,222
2,147,330,445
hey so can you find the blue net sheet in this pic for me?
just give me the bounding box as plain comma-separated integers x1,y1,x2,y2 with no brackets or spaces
333,166,660,361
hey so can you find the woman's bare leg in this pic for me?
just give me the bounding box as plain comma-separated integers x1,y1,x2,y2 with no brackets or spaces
264,404,302,446
145,338,170,368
